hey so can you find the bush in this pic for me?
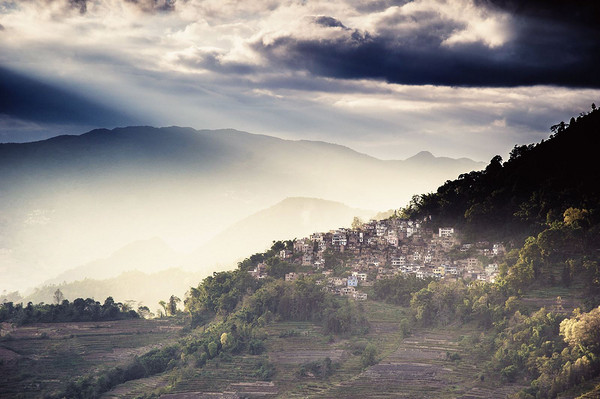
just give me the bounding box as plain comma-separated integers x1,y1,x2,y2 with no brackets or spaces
298,357,334,379
248,339,265,355
254,359,276,380
501,365,518,382
360,343,377,368
278,329,300,338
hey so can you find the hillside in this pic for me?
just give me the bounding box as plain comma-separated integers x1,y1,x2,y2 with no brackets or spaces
186,197,374,268
0,126,484,292
3,110,600,399
404,106,600,241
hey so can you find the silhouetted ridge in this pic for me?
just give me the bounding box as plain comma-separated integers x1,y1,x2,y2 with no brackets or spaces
404,106,600,240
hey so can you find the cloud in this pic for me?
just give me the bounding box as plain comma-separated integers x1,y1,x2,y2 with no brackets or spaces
0,66,137,126
251,1,600,88
0,0,598,159
475,0,600,29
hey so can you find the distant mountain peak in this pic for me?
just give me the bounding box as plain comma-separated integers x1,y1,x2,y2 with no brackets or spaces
408,151,435,160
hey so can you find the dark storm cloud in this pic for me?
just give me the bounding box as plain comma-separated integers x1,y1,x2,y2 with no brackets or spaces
475,0,600,28
0,66,136,126
254,5,600,88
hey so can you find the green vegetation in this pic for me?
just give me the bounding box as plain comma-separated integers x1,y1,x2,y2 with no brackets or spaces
373,274,435,306
0,296,138,325
186,269,368,336
29,243,368,398
298,357,336,378
402,105,600,243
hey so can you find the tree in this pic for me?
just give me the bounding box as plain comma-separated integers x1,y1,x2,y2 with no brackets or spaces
563,208,589,229
137,305,153,319
351,216,364,230
168,295,181,316
158,300,167,317
207,341,219,358
361,343,377,367
220,332,230,347
53,288,64,305
560,307,600,356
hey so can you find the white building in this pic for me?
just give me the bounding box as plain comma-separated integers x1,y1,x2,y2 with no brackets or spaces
439,227,455,237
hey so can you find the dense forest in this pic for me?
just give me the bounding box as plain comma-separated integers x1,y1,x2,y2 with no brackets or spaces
403,105,600,243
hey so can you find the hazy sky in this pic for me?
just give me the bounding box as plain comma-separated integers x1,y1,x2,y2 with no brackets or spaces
0,0,599,160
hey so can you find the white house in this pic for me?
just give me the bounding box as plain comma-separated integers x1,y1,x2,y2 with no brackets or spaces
439,227,455,237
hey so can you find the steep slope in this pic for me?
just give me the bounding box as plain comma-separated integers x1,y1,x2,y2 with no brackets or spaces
187,197,374,267
406,107,600,240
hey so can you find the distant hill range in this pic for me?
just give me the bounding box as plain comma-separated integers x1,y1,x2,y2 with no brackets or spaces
21,197,373,305
0,126,484,291
44,237,179,285
30,198,377,303
22,268,202,313
186,196,375,268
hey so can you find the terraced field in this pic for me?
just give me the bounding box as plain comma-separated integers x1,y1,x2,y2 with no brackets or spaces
1,302,526,399
101,375,170,399
316,328,522,399
0,318,183,398
146,302,523,399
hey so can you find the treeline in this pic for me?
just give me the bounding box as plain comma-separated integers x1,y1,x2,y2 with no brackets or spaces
0,296,138,325
403,105,600,242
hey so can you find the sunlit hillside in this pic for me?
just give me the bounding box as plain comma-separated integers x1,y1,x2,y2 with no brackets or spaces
0,127,483,293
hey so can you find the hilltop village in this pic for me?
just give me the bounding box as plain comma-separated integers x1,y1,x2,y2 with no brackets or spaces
249,217,506,301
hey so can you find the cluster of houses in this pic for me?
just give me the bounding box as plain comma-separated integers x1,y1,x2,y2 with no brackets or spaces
250,218,506,300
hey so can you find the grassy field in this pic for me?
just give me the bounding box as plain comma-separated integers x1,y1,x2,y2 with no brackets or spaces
0,318,184,398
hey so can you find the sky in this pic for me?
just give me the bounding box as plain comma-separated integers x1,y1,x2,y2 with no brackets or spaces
0,0,599,160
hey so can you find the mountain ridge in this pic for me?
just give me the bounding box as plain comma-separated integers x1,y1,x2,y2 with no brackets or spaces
0,125,484,164
0,125,485,292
